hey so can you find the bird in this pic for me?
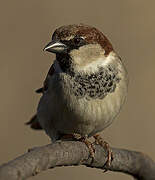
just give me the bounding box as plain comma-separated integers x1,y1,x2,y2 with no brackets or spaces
26,24,128,166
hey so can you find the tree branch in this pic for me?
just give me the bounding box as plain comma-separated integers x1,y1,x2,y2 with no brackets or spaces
0,141,154,180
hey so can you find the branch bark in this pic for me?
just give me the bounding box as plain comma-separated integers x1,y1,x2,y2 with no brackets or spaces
0,141,154,180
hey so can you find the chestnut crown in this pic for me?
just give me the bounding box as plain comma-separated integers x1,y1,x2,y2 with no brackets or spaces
50,24,113,56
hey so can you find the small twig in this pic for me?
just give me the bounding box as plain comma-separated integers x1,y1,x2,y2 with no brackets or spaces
0,141,154,180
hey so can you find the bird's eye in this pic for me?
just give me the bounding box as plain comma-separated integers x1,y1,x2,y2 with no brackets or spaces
73,36,85,45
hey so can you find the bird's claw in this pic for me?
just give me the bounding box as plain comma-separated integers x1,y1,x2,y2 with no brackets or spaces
61,133,113,167
93,134,113,170
72,133,95,160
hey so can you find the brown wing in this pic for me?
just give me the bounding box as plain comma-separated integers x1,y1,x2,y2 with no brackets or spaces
35,63,55,94
26,63,55,130
35,87,44,93
25,114,42,130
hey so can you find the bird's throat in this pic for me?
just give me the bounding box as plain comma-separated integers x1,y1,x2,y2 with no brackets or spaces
56,53,73,73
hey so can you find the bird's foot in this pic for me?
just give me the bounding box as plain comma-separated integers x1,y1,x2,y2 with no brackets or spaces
93,134,113,170
73,133,95,160
61,133,95,160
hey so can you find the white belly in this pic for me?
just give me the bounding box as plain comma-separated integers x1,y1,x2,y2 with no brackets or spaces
37,72,127,139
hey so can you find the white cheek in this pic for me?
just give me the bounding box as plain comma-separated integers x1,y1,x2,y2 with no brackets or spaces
81,55,113,73
73,50,116,73
70,44,103,65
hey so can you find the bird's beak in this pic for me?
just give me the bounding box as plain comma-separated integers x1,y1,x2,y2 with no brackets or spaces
43,41,67,53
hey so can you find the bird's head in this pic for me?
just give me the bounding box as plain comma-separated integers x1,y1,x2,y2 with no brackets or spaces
44,24,114,73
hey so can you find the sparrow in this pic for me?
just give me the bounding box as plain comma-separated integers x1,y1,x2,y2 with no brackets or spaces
27,24,128,166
